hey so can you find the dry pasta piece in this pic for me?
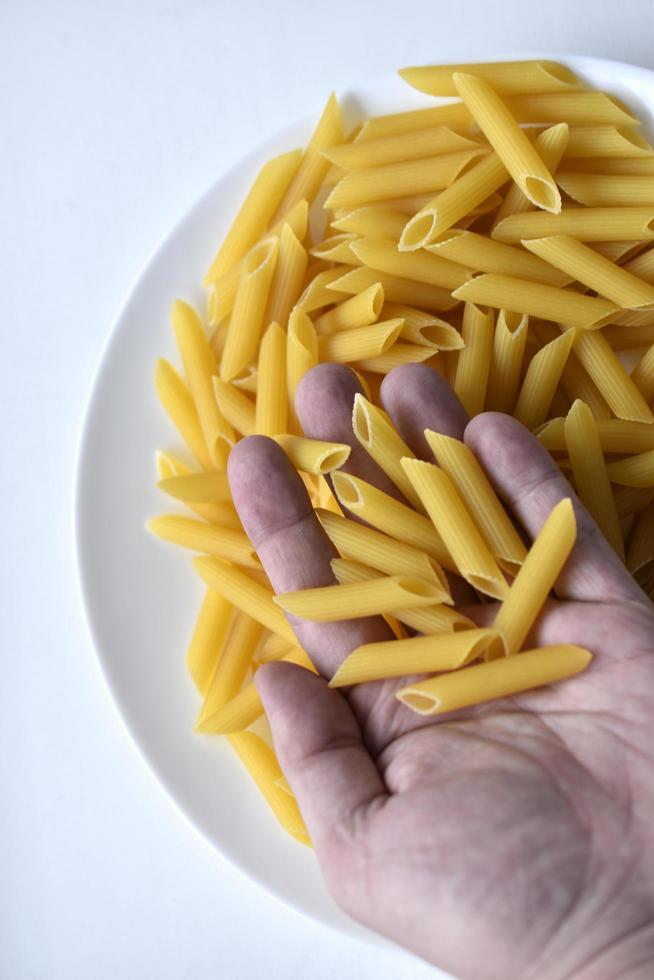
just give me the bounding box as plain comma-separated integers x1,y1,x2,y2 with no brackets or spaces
331,471,454,571
323,125,482,170
514,331,575,431
274,574,450,621
324,148,489,210
230,365,258,393
212,378,256,436
273,434,351,474
426,228,570,286
203,149,301,283
452,274,617,329
318,318,403,363
604,323,654,350
330,629,507,687
452,72,561,213
256,322,287,437
352,393,423,510
557,173,654,207
485,310,529,414
172,300,234,464
287,308,318,432
351,344,436,374
147,515,261,569
328,266,458,312
272,92,343,220
401,458,509,599
399,60,580,97
540,417,654,454
573,329,654,423
220,237,279,381
491,123,570,228
492,499,576,656
309,233,360,264
505,91,640,127
425,431,528,575
631,345,654,403
295,266,351,312
523,236,654,309
559,352,612,420
156,452,240,527
382,303,464,350
331,206,409,240
564,400,624,558
624,244,654,282
614,485,654,518
264,224,308,326
396,645,592,715
357,103,475,142
157,470,231,502
563,157,654,175
493,208,654,243
196,611,263,723
453,302,494,416
350,236,472,290
154,359,213,470
314,283,384,333
627,500,654,582
186,588,233,696
607,450,654,487
563,126,654,158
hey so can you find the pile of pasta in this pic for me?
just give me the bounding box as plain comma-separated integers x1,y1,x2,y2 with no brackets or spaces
149,60,654,844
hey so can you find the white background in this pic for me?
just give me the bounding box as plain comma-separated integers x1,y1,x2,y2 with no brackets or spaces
2,2,654,978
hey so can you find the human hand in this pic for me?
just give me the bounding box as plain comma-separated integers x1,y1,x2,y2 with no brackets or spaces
228,363,654,980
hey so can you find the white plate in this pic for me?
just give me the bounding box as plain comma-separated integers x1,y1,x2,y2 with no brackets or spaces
76,56,654,939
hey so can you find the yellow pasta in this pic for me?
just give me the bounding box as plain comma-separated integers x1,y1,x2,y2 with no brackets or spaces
212,378,257,436
627,500,654,582
230,364,258,393
196,611,263,723
352,393,423,510
286,308,318,432
147,515,261,569
452,72,561,213
631,345,654,403
158,471,230,504
426,431,528,575
331,471,454,571
314,283,384,333
350,236,473,290
540,417,654,454
383,304,465,350
505,91,640,126
452,274,618,329
590,240,646,263
493,498,576,656
563,156,654,175
172,301,234,465
309,233,360,265
559,352,611,420
607,450,654,486
330,628,506,687
317,509,446,586
194,557,297,644
558,173,654,208
396,645,592,715
485,310,529,413
331,206,408,240
275,574,450,621
328,266,458,312
186,588,233,696
523,236,654,309
296,266,351,312
563,126,654,158
357,103,475,142
401,458,509,599
564,400,624,558
154,359,213,470
220,237,279,381
399,60,580,96
493,207,654,243
324,148,489,210
227,732,310,844
264,224,308,326
604,323,654,350
273,434,351,474
156,452,240,526
426,228,570,286
453,302,494,416
573,329,654,423
514,330,575,430
318,318,403,363
256,322,287,437
203,149,301,283
323,125,482,170
624,244,654,282
353,345,436,374
399,152,509,250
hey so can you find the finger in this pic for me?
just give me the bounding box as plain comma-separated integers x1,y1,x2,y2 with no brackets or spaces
295,363,406,501
256,663,387,861
465,413,645,605
380,363,469,458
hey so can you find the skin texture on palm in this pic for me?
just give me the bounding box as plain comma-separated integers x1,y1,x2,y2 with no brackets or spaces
227,364,654,980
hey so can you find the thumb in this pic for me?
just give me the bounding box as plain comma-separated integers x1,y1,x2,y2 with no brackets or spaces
255,662,387,851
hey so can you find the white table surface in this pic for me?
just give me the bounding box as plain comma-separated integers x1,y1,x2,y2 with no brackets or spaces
3,2,654,978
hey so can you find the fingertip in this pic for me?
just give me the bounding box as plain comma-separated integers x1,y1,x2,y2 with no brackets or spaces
381,363,469,457
296,363,363,438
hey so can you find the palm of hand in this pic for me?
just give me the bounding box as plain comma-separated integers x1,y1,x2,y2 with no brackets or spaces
228,364,654,980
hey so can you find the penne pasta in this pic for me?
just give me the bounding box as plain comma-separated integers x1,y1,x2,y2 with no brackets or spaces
331,206,408,240
264,224,308,326
493,207,654,243
351,344,436,374
357,103,474,142
194,557,297,644
286,308,318,432
485,310,529,413
604,323,654,350
426,228,571,286
425,431,528,574
329,628,506,687
156,452,240,526
562,156,654,175
296,265,351,312
147,515,261,569
230,364,258,393
401,458,509,599
540,417,654,454
627,500,654,582
309,233,360,265
324,148,489,210
350,236,472,290
614,485,654,519
220,237,279,381
318,318,403,363
631,345,654,402
607,450,654,487
523,236,654,309
273,434,351,474
505,91,640,127
158,470,230,503
196,611,263,723
383,303,465,350
573,329,654,422
513,330,575,430
396,645,592,715
590,240,646,263
323,125,482,170
314,283,384,333
563,126,654,159
558,173,654,208
204,149,301,283
352,393,423,510
453,302,494,416
212,377,257,436
275,574,450,621
256,322,287,437
493,498,576,655
327,266,458,312
564,400,624,557
154,358,213,470
452,274,618,329
452,73,561,213
559,352,611,420
491,122,570,228
399,60,580,97
186,588,233,696
624,244,654,282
